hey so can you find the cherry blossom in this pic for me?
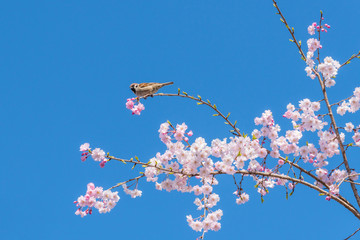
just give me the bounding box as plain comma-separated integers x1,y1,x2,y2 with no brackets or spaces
74,183,120,217
75,9,360,240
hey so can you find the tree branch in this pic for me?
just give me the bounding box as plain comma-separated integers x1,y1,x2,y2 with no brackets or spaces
340,51,360,69
344,227,360,240
141,93,241,137
272,0,306,60
108,155,360,219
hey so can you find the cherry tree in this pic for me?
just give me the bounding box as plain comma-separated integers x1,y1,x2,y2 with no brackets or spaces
74,1,360,239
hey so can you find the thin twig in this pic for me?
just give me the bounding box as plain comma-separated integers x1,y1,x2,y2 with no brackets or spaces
330,95,354,107
316,11,323,64
338,174,360,189
344,180,360,186
340,51,360,69
344,227,360,240
108,175,145,190
141,93,242,136
272,0,306,60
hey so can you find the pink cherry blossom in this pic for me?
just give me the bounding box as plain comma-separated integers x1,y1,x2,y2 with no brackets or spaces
126,98,135,109
123,185,142,198
307,38,322,52
91,148,106,161
307,24,315,35
74,183,120,217
125,99,145,115
235,193,250,204
345,122,354,132
80,143,90,151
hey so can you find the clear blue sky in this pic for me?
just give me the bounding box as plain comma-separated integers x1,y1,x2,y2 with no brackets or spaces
1,1,360,239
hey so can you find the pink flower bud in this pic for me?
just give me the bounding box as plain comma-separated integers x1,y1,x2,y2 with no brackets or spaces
100,160,106,168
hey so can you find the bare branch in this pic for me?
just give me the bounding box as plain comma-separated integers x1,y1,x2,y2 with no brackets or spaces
330,95,354,107
340,51,360,69
140,93,242,137
344,227,360,240
272,0,306,60
108,175,145,190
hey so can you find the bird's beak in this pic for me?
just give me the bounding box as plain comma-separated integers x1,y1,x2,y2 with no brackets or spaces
130,85,136,93
130,84,135,92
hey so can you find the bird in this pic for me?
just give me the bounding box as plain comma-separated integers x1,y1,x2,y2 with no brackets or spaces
130,82,174,97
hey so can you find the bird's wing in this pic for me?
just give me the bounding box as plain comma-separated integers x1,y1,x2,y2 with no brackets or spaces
138,83,156,88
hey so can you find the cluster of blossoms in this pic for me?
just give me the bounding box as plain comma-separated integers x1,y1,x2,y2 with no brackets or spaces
74,183,120,217
281,99,342,167
75,15,360,239
186,209,223,232
315,168,358,200
305,21,340,87
337,87,360,116
143,117,304,230
318,56,340,86
80,143,108,168
280,96,360,198
126,98,145,115
336,87,360,146
307,21,330,35
122,184,142,198
78,94,359,227
344,122,360,145
158,122,193,144
145,122,269,232
149,121,273,181
233,191,250,205
80,143,90,161
76,103,358,229
283,99,325,132
344,121,360,147
353,131,360,147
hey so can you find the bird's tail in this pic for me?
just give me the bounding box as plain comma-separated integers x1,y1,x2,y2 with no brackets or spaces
162,82,174,86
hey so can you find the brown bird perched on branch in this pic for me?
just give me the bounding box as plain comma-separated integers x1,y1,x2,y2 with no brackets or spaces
130,82,174,97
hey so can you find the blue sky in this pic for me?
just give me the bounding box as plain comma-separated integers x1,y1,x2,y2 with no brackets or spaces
1,1,360,239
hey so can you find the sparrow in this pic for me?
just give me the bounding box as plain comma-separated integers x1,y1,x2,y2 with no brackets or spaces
130,82,174,97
